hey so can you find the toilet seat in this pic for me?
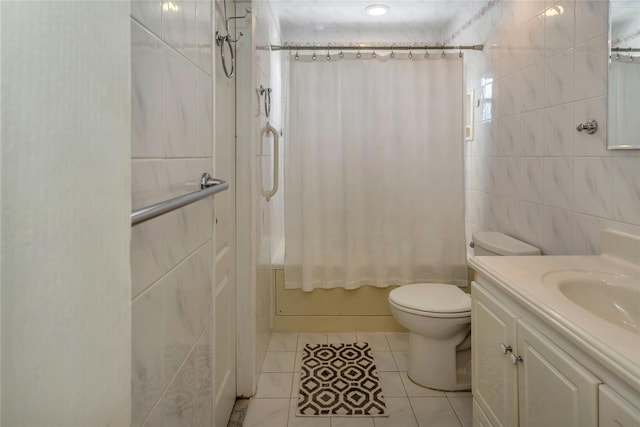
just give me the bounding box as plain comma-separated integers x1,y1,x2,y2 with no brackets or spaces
389,284,471,318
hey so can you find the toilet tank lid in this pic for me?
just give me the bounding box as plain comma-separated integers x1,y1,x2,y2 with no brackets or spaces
473,232,541,256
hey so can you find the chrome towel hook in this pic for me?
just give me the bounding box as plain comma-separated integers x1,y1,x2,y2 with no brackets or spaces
576,120,598,134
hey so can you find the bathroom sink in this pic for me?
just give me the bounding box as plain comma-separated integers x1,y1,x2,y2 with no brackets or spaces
542,270,640,335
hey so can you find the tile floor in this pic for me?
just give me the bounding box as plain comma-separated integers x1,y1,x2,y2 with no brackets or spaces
242,332,472,427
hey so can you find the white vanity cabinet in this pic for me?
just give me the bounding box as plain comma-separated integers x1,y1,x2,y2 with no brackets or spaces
471,282,518,427
599,385,640,426
516,319,599,426
472,281,601,427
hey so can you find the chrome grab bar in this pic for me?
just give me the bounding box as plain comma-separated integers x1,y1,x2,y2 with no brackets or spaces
131,173,229,226
263,123,279,201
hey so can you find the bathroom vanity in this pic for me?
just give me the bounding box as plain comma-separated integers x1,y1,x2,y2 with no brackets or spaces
469,230,640,427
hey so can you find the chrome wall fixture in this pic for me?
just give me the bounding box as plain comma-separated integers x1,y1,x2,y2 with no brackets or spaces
258,85,278,200
576,120,598,135
272,44,484,55
131,173,229,226
611,47,639,62
215,0,251,78
259,85,272,118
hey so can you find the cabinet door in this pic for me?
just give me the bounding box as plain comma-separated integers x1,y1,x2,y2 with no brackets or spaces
517,320,600,427
473,398,495,427
599,385,640,426
472,283,519,427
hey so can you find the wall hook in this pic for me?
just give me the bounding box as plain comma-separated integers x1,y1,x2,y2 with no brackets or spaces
576,119,598,134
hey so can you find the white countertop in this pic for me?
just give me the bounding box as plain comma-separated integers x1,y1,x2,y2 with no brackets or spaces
469,254,640,392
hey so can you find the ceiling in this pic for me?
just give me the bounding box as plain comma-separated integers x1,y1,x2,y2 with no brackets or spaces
268,0,476,35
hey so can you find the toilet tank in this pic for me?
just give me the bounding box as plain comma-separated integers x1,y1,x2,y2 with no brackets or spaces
473,232,541,256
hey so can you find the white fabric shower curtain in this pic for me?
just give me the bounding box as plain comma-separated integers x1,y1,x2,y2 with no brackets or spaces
285,55,466,292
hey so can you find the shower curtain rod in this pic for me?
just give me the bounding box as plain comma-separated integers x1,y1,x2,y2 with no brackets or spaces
271,44,484,51
611,47,640,52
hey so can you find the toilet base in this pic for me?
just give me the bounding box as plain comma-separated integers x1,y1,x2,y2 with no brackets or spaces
407,331,471,391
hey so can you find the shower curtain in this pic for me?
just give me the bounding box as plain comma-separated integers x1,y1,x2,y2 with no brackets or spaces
284,54,466,292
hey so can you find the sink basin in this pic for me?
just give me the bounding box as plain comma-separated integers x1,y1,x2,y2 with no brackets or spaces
542,270,640,335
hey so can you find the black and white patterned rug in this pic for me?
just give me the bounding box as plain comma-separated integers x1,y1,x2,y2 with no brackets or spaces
297,342,388,417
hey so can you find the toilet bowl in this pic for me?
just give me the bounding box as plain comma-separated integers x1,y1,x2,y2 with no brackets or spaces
389,231,541,391
389,283,471,391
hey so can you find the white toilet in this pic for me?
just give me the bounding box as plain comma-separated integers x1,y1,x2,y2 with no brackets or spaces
388,231,540,391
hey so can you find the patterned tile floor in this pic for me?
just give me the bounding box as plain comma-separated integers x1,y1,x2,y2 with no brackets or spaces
243,332,472,427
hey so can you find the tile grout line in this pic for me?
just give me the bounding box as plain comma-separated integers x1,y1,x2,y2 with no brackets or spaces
445,395,465,427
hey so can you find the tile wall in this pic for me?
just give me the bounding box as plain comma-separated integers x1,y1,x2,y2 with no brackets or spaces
130,1,215,426
446,0,640,255
235,0,284,395
280,27,444,46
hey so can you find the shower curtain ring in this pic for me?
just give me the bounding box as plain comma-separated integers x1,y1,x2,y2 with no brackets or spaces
459,46,463,58
408,47,413,59
339,50,344,58
441,49,446,58
326,48,331,60
312,48,317,61
372,48,377,59
295,49,299,60
425,45,429,59
357,49,362,59
390,47,395,59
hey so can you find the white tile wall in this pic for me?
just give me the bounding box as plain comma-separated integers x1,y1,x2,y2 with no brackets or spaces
449,0,640,255
234,0,284,396
130,1,214,425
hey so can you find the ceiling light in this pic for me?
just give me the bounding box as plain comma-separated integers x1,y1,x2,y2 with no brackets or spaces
365,4,389,16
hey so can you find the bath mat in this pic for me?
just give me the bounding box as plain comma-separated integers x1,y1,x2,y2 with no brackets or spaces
297,342,387,417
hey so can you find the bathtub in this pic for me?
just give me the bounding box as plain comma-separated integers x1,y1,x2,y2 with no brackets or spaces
270,239,405,332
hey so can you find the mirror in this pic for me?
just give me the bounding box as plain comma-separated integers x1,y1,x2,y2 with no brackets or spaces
608,0,640,149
